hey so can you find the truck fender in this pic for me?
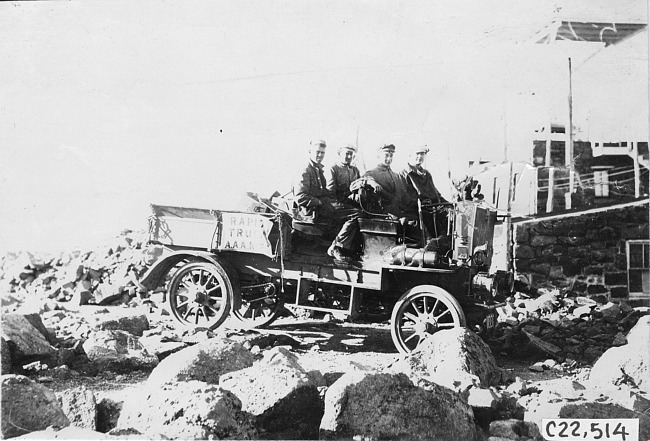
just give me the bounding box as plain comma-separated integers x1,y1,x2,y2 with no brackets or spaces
139,250,237,295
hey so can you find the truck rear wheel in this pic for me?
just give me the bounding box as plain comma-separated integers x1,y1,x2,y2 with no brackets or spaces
230,283,283,329
167,261,233,330
390,285,466,354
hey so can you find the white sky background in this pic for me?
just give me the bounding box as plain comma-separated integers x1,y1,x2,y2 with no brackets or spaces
0,0,646,253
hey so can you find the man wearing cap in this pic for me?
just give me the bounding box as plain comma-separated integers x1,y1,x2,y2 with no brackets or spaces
294,140,334,221
362,144,404,216
326,144,361,205
293,140,360,263
399,145,448,239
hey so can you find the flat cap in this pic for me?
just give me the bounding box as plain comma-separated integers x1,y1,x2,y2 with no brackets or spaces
412,145,430,154
378,143,396,152
309,139,327,148
339,143,357,152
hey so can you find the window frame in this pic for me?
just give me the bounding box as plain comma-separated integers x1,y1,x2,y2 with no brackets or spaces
593,167,611,197
627,240,650,299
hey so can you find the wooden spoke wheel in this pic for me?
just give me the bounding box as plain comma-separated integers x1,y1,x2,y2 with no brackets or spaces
167,261,233,330
230,283,283,329
390,285,466,354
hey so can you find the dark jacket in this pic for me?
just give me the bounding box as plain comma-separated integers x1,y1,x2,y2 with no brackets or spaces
293,160,333,220
399,164,447,213
326,163,361,204
363,164,403,215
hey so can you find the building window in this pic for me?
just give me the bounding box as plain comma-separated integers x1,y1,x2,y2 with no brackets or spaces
594,170,610,197
550,141,566,167
628,240,650,298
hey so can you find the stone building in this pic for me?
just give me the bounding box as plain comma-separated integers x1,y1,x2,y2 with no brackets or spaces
513,199,649,305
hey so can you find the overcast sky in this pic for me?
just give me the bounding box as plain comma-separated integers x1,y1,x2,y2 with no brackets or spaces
0,0,646,253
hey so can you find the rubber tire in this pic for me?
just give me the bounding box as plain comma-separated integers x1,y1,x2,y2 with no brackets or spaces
167,261,234,330
230,287,284,329
390,285,466,354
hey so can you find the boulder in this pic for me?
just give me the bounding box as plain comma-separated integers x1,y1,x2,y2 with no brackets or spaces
1,314,56,364
116,380,256,440
94,314,149,337
389,327,500,392
320,372,478,441
145,337,253,388
82,330,159,372
1,374,70,438
56,386,97,430
219,346,323,439
589,315,650,393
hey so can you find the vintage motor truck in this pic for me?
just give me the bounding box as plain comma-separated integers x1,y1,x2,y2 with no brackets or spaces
139,192,512,353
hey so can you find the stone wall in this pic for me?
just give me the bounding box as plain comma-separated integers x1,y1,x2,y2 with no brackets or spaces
513,201,649,302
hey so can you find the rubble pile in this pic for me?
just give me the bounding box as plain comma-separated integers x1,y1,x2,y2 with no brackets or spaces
1,233,649,440
0,230,163,312
491,288,642,365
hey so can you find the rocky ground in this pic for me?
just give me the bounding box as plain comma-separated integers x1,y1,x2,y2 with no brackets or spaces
1,230,649,440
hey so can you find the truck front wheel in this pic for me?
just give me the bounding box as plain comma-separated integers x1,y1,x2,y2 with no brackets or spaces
167,261,233,330
390,285,466,354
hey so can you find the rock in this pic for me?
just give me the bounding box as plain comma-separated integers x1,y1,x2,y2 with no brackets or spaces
1,337,11,374
48,365,73,380
586,385,650,414
597,302,621,319
523,331,562,357
320,372,477,441
219,346,323,439
505,377,529,396
20,312,57,345
94,314,149,337
145,337,253,388
71,289,93,307
116,380,256,440
56,386,97,430
139,334,187,361
389,327,500,392
542,359,557,369
582,346,604,363
96,398,122,434
575,296,597,306
529,362,545,372
589,316,650,394
13,426,117,440
573,304,593,317
612,332,628,346
1,374,70,438
82,330,159,372
1,314,56,364
626,314,649,346
489,419,541,440
529,378,587,400
181,328,215,344
468,387,501,408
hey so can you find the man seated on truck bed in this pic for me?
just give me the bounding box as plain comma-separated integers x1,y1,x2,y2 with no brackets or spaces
293,139,361,263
